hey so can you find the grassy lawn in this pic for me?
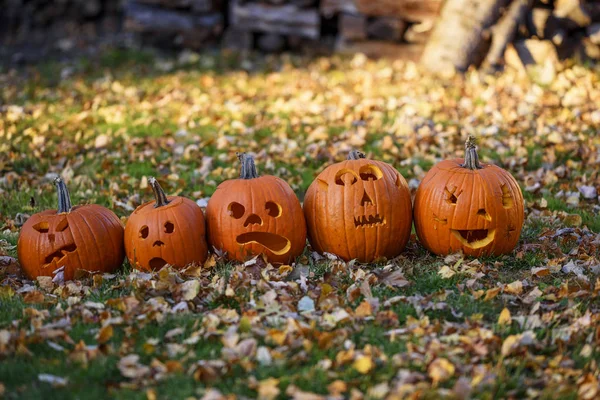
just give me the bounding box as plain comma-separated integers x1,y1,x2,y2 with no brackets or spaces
1,49,600,399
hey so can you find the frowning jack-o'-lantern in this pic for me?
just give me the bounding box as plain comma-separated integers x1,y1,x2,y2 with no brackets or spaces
206,153,306,264
414,136,524,257
18,178,125,280
303,150,413,262
124,177,208,271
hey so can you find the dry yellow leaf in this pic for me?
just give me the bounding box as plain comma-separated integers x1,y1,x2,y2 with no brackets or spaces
97,325,113,344
501,334,521,357
355,300,372,317
497,308,512,325
353,355,374,374
438,265,456,279
428,358,455,385
258,377,280,400
327,380,347,396
504,281,523,295
484,287,501,301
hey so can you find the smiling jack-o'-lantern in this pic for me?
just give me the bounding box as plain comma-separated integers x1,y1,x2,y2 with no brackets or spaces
414,136,524,257
304,150,413,262
205,153,306,264
18,177,124,280
124,177,208,271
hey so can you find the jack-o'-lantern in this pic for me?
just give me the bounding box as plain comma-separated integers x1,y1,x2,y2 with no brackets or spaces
414,136,524,257
205,153,306,264
304,150,412,262
124,177,208,271
18,177,124,280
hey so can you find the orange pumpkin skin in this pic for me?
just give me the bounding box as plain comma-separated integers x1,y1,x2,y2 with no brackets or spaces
205,153,306,264
18,178,124,281
125,178,208,271
414,137,524,257
304,151,412,262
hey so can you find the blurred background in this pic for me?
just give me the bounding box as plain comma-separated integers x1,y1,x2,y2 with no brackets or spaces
2,0,599,70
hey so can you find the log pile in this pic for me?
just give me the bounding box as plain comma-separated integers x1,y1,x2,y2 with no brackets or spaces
223,0,321,53
1,0,121,48
2,0,600,67
123,0,224,49
422,0,600,74
330,0,442,61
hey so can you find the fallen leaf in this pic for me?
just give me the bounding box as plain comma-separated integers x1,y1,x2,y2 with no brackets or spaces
353,355,374,374
498,308,512,325
438,265,456,279
428,358,455,385
504,281,523,295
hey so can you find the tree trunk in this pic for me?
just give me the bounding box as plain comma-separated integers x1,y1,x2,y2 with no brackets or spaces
421,0,509,73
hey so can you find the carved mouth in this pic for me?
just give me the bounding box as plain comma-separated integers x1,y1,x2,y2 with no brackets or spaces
451,229,496,249
354,214,385,228
148,257,168,270
43,244,77,269
236,232,291,255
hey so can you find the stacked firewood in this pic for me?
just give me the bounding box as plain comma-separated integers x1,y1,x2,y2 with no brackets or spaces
1,0,121,46
123,0,225,49
223,0,321,53
509,0,600,69
321,0,443,61
422,0,600,74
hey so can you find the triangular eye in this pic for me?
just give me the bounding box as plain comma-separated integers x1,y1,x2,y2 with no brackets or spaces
32,221,49,233
395,173,402,188
56,218,69,232
444,186,461,205
317,179,329,190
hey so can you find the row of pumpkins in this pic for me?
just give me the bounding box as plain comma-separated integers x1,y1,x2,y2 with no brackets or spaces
18,137,524,280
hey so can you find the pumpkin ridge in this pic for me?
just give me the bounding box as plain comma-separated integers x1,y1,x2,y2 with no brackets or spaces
64,212,85,277
86,207,119,270
97,207,124,265
77,209,105,272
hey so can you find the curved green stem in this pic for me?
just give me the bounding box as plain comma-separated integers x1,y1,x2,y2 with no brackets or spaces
237,152,259,179
54,177,72,213
149,177,170,208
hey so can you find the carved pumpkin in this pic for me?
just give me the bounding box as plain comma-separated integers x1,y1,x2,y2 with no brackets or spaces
303,150,412,262
18,178,124,280
206,153,306,264
124,177,208,271
414,136,524,257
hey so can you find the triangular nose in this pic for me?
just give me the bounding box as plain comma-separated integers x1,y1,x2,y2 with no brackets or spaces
244,214,263,227
360,192,373,206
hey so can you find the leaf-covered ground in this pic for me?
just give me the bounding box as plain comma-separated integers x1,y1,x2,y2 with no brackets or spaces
1,49,600,399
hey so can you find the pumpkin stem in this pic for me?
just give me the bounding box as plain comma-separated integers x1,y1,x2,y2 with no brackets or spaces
54,177,72,214
347,150,366,160
237,152,259,179
149,177,170,208
461,135,483,170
